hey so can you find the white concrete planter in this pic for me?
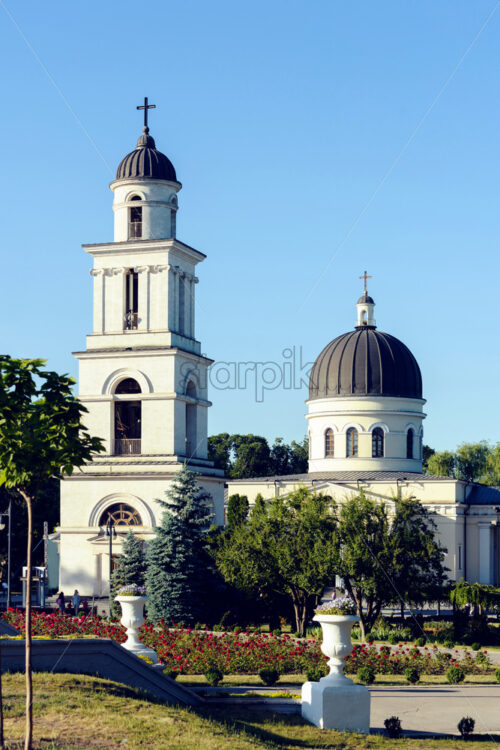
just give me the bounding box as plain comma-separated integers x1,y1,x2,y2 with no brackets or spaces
115,595,157,664
314,613,358,685
301,612,370,732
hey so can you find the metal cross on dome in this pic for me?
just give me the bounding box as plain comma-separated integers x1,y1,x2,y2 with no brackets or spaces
359,270,372,295
137,97,156,128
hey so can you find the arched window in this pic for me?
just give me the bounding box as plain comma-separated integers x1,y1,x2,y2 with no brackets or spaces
100,503,142,526
406,428,414,459
324,428,334,457
115,378,141,394
128,195,142,239
185,381,197,458
124,268,138,329
114,378,141,455
346,428,358,457
372,427,384,458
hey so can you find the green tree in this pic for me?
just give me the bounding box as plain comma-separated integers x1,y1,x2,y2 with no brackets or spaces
146,466,214,625
450,579,500,616
230,435,271,478
454,442,490,482
215,487,337,635
333,493,395,640
426,450,456,478
207,433,232,474
390,495,447,618
289,436,309,474
110,529,147,618
269,438,292,475
422,444,435,471
226,494,249,531
0,356,104,750
485,442,500,485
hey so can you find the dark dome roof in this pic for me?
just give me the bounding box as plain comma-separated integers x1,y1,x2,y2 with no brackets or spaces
116,127,177,182
357,293,374,304
309,328,422,400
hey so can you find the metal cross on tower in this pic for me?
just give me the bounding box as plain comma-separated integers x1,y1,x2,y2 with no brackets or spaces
137,97,156,128
359,270,372,295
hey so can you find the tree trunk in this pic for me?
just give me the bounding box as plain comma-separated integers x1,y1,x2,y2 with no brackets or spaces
21,492,33,750
292,599,307,636
400,602,405,623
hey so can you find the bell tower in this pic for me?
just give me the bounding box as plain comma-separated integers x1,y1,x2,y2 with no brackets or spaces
59,101,224,597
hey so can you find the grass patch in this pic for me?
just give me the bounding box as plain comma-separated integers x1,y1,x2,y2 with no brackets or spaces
0,672,499,749
178,672,498,687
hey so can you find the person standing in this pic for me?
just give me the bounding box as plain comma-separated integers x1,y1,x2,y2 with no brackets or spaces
72,589,80,615
56,591,65,615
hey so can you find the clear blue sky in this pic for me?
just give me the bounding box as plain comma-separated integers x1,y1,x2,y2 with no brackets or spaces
1,0,499,452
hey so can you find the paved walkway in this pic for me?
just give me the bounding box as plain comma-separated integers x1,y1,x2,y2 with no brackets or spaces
204,684,500,736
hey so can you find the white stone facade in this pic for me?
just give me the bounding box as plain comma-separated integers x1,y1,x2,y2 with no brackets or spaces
58,130,224,596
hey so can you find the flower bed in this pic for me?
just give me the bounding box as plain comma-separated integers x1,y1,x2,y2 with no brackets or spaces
346,642,489,676
1,610,492,677
2,608,126,643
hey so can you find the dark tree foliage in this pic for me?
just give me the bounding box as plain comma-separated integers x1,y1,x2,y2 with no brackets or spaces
146,466,215,625
207,434,309,478
226,494,249,531
110,529,147,618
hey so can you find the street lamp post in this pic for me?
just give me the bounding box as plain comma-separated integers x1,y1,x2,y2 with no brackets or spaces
105,514,116,598
0,501,12,610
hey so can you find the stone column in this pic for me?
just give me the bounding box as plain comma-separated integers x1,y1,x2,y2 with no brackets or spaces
478,522,492,584
150,264,169,330
106,268,126,332
189,275,198,338
135,265,150,331
90,268,105,333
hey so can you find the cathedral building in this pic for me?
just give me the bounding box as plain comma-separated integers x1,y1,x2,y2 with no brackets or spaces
226,279,500,587
58,104,224,596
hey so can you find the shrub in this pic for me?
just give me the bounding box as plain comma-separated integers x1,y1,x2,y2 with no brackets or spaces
194,622,204,630
494,668,500,684
384,716,402,739
457,716,475,739
351,627,361,640
437,651,452,662
163,669,178,680
306,667,325,682
415,636,426,647
205,668,223,686
471,642,481,652
446,666,465,684
259,668,279,686
443,639,455,649
475,651,488,666
404,667,420,684
138,654,154,665
357,666,375,685
388,632,400,645
271,629,281,637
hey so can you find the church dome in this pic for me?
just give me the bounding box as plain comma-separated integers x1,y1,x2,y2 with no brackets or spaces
309,315,422,400
116,127,177,182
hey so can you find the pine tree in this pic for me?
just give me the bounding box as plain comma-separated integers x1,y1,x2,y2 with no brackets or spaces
110,529,146,617
146,465,214,625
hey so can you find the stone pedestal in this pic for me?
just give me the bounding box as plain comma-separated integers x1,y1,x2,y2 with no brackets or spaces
301,614,370,733
115,595,158,664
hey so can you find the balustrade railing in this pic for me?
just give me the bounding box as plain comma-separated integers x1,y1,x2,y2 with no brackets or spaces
114,439,141,455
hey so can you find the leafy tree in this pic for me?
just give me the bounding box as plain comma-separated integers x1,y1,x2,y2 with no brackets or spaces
390,496,447,618
0,356,104,750
207,433,232,474
454,442,490,482
214,487,338,635
226,494,249,531
426,450,456,478
110,530,146,618
485,443,500,485
146,465,214,625
450,579,500,616
289,436,309,474
269,438,292,475
333,493,394,640
422,444,435,471
230,435,270,478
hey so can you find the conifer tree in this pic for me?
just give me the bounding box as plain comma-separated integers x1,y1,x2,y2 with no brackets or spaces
110,529,146,617
146,465,214,625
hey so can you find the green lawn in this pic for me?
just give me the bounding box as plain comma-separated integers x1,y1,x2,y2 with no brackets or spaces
178,672,498,688
2,673,498,749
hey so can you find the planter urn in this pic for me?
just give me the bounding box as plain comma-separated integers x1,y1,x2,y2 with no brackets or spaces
115,595,158,664
301,613,370,732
